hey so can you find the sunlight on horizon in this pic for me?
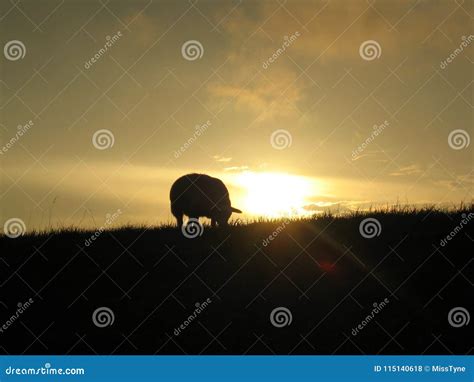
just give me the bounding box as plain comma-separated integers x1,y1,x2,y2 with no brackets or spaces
231,171,320,218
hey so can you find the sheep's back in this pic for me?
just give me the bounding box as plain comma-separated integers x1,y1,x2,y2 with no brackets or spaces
170,174,230,214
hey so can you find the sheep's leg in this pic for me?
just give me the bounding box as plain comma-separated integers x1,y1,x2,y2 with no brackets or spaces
174,214,183,228
171,203,183,228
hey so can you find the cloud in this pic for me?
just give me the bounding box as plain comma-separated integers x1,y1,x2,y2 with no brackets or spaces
389,164,423,177
218,1,469,66
434,173,474,192
123,11,160,47
213,155,232,162
224,166,249,172
206,0,471,128
207,67,303,124
303,200,363,214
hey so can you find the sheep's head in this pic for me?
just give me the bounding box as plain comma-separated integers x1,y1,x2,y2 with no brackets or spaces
214,206,242,226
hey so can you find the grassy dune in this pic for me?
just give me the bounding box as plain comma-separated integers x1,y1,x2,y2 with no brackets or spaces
1,205,472,354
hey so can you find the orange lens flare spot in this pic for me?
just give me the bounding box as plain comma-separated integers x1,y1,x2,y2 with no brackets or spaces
319,261,335,272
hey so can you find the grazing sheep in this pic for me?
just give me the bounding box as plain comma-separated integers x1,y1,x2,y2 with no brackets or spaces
170,173,242,227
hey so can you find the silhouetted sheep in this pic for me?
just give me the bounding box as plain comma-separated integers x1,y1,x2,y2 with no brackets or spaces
170,173,242,227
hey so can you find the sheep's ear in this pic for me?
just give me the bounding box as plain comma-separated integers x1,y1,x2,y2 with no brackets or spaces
230,207,242,213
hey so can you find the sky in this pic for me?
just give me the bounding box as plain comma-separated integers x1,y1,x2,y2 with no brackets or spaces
1,0,473,231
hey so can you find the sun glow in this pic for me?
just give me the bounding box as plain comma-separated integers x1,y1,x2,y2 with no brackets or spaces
232,171,319,218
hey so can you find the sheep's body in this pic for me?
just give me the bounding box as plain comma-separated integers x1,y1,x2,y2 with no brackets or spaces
170,173,241,227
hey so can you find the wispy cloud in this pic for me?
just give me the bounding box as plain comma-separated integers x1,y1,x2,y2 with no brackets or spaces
390,164,423,177
224,166,249,172
213,155,232,162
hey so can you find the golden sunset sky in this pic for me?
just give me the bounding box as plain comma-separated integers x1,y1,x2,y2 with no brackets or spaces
1,0,472,230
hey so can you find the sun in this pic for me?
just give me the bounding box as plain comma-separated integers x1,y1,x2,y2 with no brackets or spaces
232,171,318,218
